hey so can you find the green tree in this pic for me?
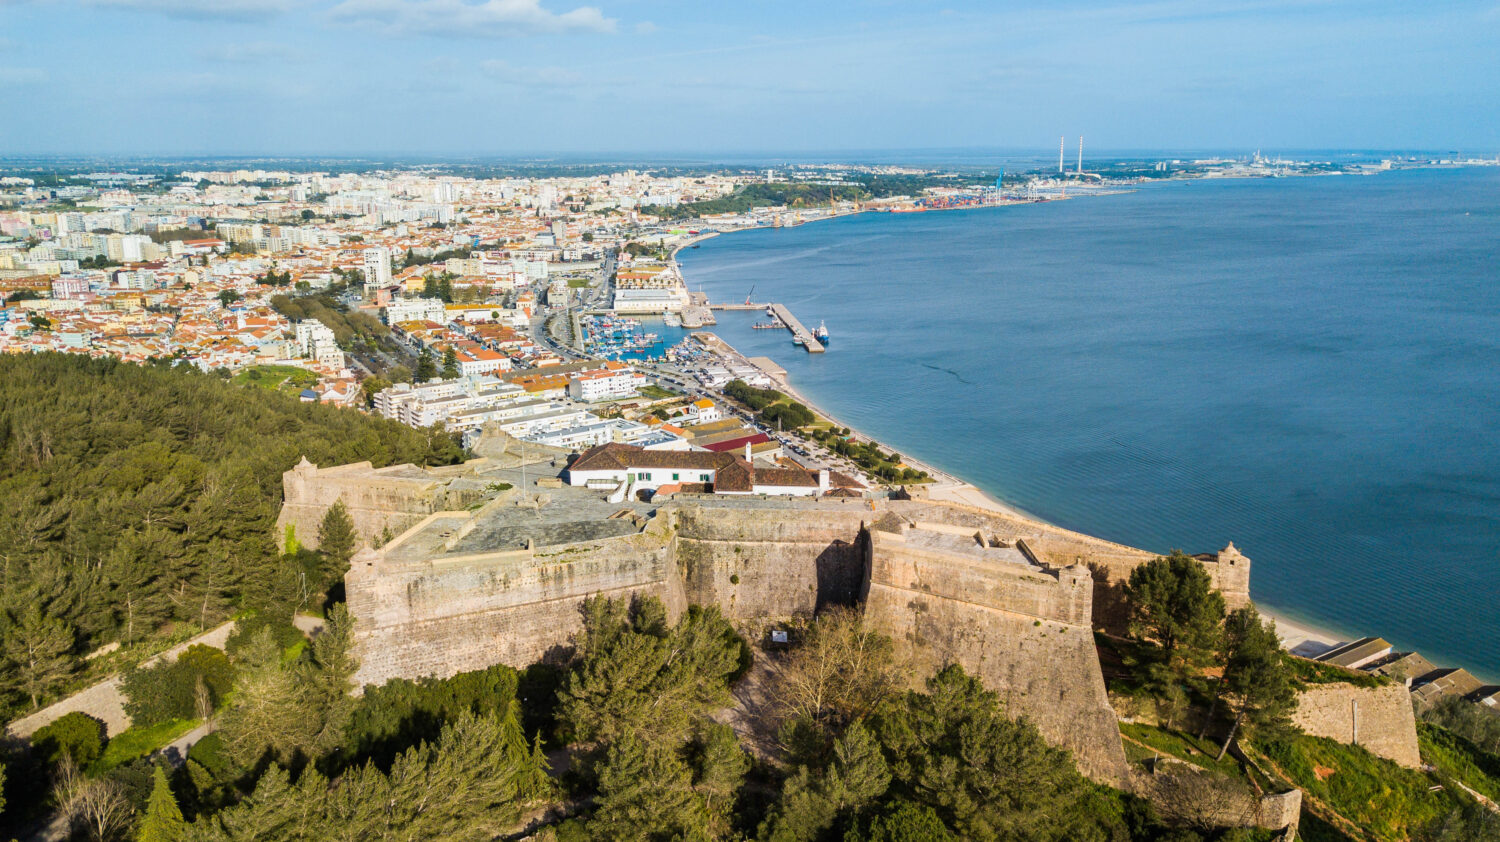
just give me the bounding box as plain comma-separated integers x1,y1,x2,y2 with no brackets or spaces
4,604,76,708
216,290,240,307
441,347,460,379
1214,606,1297,759
137,765,187,842
1122,551,1225,696
759,721,891,842
32,711,106,767
305,603,358,754
588,736,709,842
414,349,437,382
317,501,357,581
873,665,1093,842
360,376,390,408
693,723,748,834
845,801,955,842
558,597,744,749
216,627,318,767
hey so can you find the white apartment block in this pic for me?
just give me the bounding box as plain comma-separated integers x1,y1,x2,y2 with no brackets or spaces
362,246,393,288
383,297,447,325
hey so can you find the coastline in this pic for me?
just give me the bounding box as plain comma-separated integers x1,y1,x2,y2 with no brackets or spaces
767,351,1353,653
672,217,1364,659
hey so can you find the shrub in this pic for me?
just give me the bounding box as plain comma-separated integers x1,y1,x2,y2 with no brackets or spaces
225,611,303,657
31,712,106,766
121,645,235,726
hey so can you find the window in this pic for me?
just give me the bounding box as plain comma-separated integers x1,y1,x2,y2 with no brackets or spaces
673,473,679,481
700,473,711,482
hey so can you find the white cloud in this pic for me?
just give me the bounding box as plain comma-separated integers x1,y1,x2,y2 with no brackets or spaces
195,41,304,62
84,0,296,19
329,0,616,37
633,20,656,34
479,58,586,87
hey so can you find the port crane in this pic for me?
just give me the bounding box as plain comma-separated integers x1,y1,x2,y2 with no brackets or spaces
744,285,755,306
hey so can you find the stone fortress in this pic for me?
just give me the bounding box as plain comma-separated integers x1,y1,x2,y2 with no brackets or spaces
276,430,1413,796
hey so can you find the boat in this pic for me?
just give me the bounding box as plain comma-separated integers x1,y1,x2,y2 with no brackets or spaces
752,320,785,330
792,336,806,347
813,320,829,345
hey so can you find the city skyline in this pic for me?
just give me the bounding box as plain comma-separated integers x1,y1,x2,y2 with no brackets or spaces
2,1,1498,156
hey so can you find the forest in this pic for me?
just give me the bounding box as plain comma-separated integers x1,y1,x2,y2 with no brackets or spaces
0,353,461,720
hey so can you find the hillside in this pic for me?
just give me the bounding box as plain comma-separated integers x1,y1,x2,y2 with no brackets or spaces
0,353,461,718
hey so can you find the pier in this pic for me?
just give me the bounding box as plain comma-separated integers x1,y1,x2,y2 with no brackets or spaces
704,300,824,352
769,302,824,353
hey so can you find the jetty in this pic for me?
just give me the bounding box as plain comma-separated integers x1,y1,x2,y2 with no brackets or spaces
769,302,825,352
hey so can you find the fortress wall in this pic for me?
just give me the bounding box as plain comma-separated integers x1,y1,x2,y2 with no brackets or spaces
276,460,447,551
863,530,1128,783
1291,682,1421,768
347,533,674,687
670,505,870,619
881,500,1252,629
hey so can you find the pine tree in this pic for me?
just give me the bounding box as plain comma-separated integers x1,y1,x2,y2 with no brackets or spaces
216,628,318,767
1123,551,1225,689
3,604,76,708
415,349,437,382
317,500,357,578
589,736,709,841
1215,606,1297,759
441,348,459,379
306,604,358,754
693,723,748,826
137,765,186,842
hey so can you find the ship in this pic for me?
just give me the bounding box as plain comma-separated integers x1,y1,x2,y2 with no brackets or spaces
813,320,829,345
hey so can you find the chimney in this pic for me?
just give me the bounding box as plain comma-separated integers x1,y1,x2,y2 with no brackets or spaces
818,469,829,494
744,443,752,463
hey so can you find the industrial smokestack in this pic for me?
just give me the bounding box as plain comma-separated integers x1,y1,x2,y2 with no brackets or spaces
1058,136,1065,173
1077,136,1084,175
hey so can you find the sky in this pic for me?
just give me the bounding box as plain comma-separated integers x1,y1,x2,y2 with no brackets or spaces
1,0,1498,157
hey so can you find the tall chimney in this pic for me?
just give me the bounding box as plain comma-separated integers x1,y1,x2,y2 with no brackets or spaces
818,469,829,494
744,443,752,463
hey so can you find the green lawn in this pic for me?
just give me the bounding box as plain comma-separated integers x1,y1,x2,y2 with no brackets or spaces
232,364,320,394
638,384,677,399
1120,722,1248,779
567,278,592,288
89,718,201,774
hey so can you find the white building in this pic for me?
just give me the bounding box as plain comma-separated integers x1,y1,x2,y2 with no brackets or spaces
383,297,446,325
567,363,647,402
362,246,393,288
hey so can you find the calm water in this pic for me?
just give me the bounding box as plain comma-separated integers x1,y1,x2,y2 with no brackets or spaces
678,168,1500,680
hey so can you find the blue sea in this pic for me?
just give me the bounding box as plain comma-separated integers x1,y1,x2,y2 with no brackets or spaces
677,168,1500,681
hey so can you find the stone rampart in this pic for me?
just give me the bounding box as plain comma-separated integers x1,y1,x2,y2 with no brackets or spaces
6,620,238,739
1291,681,1421,768
276,458,449,551
348,519,678,688
864,525,1126,782
669,505,870,620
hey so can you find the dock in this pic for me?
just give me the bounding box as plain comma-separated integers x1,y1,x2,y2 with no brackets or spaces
709,302,766,311
770,302,824,353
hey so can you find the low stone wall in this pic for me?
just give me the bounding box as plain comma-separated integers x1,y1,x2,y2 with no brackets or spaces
1292,681,1421,768
6,620,237,739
